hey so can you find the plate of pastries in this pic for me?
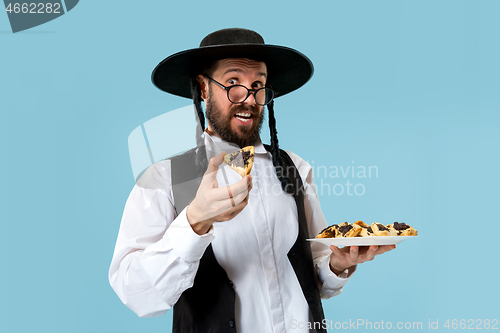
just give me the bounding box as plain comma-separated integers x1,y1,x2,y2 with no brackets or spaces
308,221,418,246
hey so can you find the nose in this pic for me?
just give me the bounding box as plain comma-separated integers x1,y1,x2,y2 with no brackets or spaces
243,89,257,105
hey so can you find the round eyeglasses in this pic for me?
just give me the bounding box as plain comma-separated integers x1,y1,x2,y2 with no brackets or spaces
203,75,275,106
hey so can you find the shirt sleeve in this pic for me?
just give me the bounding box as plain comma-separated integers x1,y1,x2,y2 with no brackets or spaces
108,160,214,318
286,151,356,299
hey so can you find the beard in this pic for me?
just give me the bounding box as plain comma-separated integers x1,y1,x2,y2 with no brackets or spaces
205,88,265,148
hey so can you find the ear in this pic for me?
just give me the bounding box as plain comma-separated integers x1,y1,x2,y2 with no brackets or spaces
196,74,208,100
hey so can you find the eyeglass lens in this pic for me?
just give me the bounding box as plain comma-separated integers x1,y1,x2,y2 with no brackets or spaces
228,86,273,105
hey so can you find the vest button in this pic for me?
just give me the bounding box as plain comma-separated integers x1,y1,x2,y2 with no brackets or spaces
290,252,296,256
229,320,235,328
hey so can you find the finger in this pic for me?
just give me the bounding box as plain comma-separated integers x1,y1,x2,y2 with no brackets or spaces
376,244,396,255
229,194,249,215
226,186,236,207
356,246,370,255
204,158,215,176
230,175,252,197
212,151,226,168
220,184,249,211
330,245,347,257
216,192,250,221
207,175,252,216
363,245,378,262
349,246,359,263
210,175,252,201
206,189,248,218
236,180,253,203
211,180,252,217
247,177,253,192
204,151,226,177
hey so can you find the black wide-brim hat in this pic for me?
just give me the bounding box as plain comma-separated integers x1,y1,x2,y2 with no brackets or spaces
151,28,314,99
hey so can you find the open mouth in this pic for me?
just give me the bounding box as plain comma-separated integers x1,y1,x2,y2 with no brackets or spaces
234,112,253,123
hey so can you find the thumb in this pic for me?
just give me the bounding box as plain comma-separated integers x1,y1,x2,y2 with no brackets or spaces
205,151,226,178
212,151,226,168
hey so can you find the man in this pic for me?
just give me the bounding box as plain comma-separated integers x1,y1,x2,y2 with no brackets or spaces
109,28,394,333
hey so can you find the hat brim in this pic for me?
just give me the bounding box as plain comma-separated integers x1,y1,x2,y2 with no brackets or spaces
151,44,314,99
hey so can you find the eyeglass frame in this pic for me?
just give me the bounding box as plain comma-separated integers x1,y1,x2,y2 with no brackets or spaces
202,74,276,106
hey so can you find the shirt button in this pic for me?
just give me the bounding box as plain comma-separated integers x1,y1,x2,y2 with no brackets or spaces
229,320,235,328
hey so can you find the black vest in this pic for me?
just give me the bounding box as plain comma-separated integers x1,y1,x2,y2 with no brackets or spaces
169,145,326,333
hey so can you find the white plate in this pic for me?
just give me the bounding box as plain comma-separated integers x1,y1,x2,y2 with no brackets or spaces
307,236,417,247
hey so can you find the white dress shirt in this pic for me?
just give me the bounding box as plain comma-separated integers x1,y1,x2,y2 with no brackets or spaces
109,133,355,333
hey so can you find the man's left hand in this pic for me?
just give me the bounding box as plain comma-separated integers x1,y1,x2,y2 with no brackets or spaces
329,245,396,276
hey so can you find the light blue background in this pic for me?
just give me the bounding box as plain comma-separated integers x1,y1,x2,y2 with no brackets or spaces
1,1,499,332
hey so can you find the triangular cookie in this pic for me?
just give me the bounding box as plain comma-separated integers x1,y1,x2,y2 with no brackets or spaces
224,146,255,178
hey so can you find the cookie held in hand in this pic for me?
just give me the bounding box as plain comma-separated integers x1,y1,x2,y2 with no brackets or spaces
224,146,255,178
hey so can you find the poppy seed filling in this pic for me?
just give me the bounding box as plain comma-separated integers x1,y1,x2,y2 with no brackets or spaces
338,224,353,234
376,223,389,231
228,150,252,168
393,222,410,231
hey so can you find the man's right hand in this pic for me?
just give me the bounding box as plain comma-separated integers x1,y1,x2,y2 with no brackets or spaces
186,151,253,235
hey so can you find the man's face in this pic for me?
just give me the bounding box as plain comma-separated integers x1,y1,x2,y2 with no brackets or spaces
200,58,267,148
